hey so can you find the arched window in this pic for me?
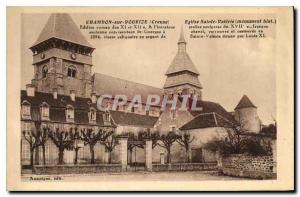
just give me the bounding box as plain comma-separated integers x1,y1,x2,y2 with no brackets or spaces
40,102,49,119
66,105,74,121
42,65,48,78
67,65,77,78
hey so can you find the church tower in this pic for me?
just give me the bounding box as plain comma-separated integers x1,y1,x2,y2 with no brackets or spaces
30,13,95,98
163,28,202,99
234,95,261,133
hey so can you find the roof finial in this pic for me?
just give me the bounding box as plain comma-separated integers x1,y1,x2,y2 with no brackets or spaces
178,25,186,44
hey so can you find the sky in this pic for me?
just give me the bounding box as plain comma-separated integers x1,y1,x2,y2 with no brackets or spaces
21,13,276,124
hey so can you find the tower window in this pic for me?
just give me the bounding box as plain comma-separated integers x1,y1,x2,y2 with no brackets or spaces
67,66,77,78
42,65,48,78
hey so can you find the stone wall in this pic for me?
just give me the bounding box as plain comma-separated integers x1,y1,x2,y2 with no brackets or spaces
221,154,276,179
152,162,217,172
33,164,122,175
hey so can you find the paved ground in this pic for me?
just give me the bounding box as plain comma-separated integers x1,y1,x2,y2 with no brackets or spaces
22,171,249,181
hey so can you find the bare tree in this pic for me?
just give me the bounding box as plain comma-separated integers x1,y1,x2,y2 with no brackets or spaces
80,128,113,164
176,132,195,163
158,131,179,164
48,128,77,164
22,121,47,167
100,133,118,164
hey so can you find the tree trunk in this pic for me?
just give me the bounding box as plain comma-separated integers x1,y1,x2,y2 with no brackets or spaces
166,148,171,164
35,146,39,165
58,149,64,165
74,148,79,165
129,148,133,165
186,147,191,163
42,145,46,165
108,151,112,164
30,148,34,167
90,145,95,164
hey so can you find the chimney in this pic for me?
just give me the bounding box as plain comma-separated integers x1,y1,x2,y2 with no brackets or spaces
26,84,35,97
91,92,97,103
70,90,76,101
53,88,58,99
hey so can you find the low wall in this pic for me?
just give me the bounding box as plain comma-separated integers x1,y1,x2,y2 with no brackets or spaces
153,162,217,172
221,154,276,179
33,164,122,175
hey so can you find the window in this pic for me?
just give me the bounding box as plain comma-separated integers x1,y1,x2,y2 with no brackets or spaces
66,105,74,120
67,66,77,78
40,102,49,118
22,101,31,118
104,112,110,122
42,65,48,78
89,108,96,121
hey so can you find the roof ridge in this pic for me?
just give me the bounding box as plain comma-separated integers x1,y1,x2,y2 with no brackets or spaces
94,73,163,91
214,112,234,125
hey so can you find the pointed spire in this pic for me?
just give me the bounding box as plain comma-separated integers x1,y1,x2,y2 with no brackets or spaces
31,13,93,48
235,95,257,110
178,26,186,44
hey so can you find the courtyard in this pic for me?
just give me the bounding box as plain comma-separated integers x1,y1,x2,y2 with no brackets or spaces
22,171,249,181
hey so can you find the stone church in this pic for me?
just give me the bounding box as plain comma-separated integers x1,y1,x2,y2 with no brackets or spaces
21,13,261,166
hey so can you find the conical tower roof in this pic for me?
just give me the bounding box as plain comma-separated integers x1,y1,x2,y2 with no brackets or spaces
165,28,199,75
31,13,93,48
235,95,257,110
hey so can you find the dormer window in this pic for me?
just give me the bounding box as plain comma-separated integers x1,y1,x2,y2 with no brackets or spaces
89,108,96,122
42,65,48,78
67,65,77,78
21,101,31,119
40,102,49,120
66,105,74,122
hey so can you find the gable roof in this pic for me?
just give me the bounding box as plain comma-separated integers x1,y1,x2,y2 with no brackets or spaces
235,95,256,110
180,112,233,130
110,110,158,128
190,100,235,122
32,13,93,48
93,73,163,104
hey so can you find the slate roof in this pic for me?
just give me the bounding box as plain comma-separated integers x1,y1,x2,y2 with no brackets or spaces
190,100,235,122
21,90,111,126
235,95,256,110
31,13,93,48
165,30,199,75
93,73,163,104
110,110,158,128
180,112,234,130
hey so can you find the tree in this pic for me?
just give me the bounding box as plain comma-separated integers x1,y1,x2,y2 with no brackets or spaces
176,132,195,163
48,128,77,164
158,131,179,164
22,121,48,167
100,133,118,164
80,128,113,164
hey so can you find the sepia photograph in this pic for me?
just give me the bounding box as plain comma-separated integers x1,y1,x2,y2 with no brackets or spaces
6,6,294,191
